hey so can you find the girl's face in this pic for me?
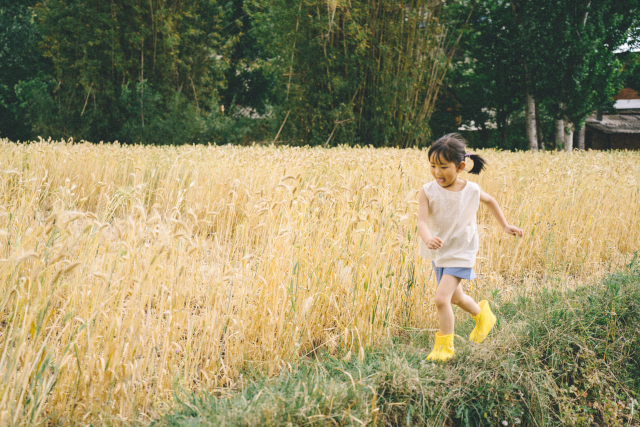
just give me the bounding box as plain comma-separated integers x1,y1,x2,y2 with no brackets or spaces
430,154,465,188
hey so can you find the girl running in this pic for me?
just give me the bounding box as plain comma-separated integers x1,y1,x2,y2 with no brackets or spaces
417,133,523,361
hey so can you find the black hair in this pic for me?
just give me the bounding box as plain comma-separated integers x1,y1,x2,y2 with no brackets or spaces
428,133,487,175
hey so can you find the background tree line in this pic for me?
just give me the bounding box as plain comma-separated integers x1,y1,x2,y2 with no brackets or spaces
432,0,640,151
1,0,639,148
0,0,276,144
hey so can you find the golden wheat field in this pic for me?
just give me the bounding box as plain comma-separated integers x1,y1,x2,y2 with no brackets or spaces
1,139,639,425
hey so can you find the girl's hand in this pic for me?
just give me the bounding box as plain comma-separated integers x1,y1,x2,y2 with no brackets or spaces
504,225,523,238
426,236,443,249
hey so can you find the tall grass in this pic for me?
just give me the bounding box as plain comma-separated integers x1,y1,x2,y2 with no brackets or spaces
0,139,639,424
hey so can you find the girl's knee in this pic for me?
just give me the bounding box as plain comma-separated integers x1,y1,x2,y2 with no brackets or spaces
434,295,450,308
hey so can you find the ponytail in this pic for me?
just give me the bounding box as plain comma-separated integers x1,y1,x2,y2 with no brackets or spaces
466,154,487,175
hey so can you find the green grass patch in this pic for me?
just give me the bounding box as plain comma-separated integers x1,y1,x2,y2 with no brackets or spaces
150,263,640,426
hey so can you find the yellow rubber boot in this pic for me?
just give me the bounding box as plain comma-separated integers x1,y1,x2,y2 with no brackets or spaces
469,300,496,343
426,332,455,361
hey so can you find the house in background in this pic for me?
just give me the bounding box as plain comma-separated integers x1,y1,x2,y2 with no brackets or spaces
585,88,640,150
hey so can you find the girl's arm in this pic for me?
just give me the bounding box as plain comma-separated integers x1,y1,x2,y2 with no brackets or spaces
479,191,523,237
418,188,443,249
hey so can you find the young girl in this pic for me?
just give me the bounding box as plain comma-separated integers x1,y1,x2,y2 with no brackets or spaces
417,133,523,361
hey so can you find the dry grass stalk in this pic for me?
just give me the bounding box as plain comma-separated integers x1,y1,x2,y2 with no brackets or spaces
0,139,638,424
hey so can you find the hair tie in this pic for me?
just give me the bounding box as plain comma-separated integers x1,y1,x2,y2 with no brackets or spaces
465,152,474,158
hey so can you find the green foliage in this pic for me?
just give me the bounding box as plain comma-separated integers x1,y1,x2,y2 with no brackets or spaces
255,0,468,147
433,0,640,150
221,0,279,116
14,73,59,138
151,266,640,426
29,0,230,142
114,80,261,144
0,1,52,141
116,81,202,145
620,52,640,94
0,0,274,144
2,0,638,147
431,0,528,150
538,0,637,128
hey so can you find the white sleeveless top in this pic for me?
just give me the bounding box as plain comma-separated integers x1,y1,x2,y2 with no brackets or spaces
418,180,481,268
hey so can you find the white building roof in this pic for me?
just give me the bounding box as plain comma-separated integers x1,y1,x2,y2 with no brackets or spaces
614,99,640,109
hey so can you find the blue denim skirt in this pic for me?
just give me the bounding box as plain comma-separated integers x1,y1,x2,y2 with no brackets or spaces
432,262,476,285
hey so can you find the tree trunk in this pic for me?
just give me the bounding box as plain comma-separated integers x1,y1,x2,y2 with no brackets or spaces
525,92,538,151
563,117,574,152
479,122,489,145
497,107,508,147
535,100,544,150
576,125,585,150
555,119,564,150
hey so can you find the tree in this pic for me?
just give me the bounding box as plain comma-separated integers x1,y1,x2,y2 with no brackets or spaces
432,0,532,151
432,0,640,151
620,51,640,94
253,0,470,147
27,0,230,143
537,0,640,151
220,0,278,117
0,0,52,140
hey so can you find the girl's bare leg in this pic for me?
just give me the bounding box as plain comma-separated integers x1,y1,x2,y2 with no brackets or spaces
434,274,462,335
451,284,481,316
435,275,482,335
